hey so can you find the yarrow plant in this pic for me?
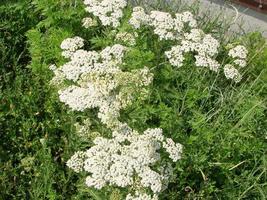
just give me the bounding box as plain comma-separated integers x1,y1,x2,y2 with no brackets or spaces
48,0,251,199
128,6,248,81
50,35,181,198
50,40,153,129
67,125,182,198
223,45,248,82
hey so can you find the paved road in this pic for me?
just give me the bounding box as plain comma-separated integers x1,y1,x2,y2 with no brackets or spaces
180,0,267,38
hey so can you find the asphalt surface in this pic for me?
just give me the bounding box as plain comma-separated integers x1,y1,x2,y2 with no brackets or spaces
180,0,267,38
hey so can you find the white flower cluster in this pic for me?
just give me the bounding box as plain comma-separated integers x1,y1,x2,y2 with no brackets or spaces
74,119,96,139
115,32,137,46
165,46,184,67
163,138,183,162
56,37,181,200
150,11,176,40
51,40,153,129
66,151,86,173
67,126,182,197
129,9,197,41
165,29,220,71
223,64,242,83
82,17,97,28
126,192,158,200
60,36,84,58
223,45,248,83
129,7,151,29
150,11,197,40
129,8,221,72
228,45,248,69
129,7,249,82
52,3,251,199
84,0,127,27
233,59,247,68
178,11,198,28
228,45,248,59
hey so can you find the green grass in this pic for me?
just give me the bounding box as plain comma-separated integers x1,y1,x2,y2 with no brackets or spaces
0,1,82,199
0,0,267,199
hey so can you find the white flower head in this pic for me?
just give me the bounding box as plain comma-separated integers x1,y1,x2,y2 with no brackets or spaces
66,151,86,173
228,45,248,59
84,0,127,28
49,64,57,71
195,55,220,72
82,17,97,28
163,138,183,162
150,11,175,40
126,192,158,200
224,64,242,83
165,45,185,68
115,32,137,46
181,11,197,28
129,6,150,29
184,29,204,43
68,127,182,196
60,36,84,52
60,36,85,58
233,59,247,68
